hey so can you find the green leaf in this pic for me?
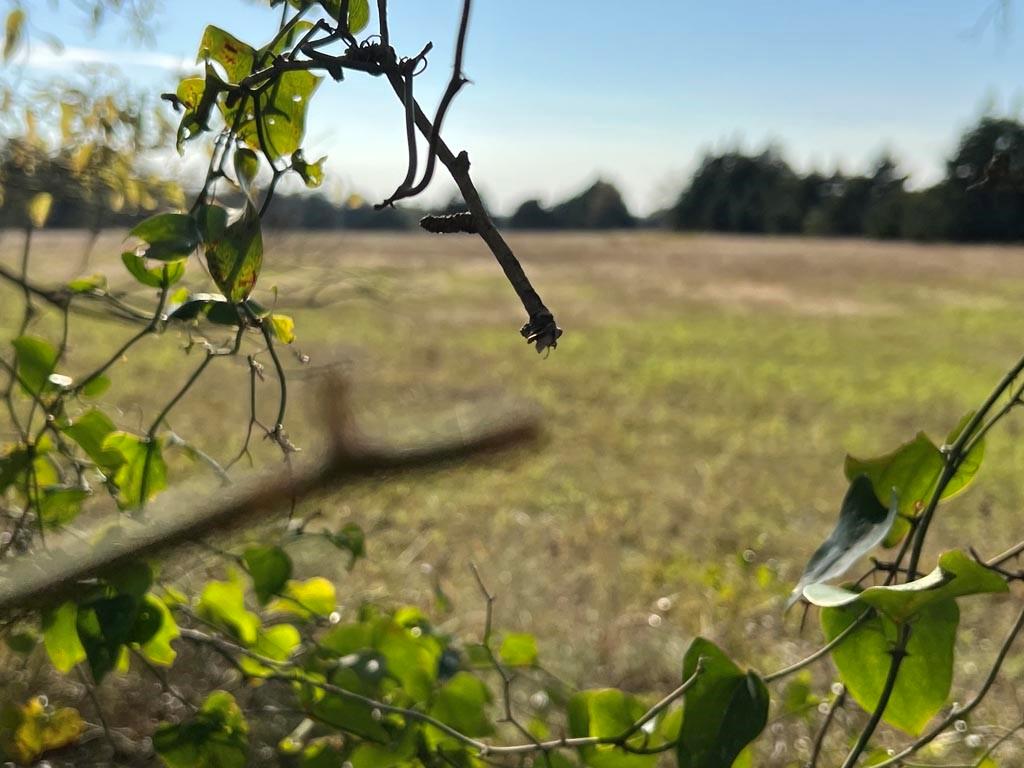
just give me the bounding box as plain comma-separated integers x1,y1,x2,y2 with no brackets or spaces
268,314,296,344
264,20,315,56
309,668,389,742
234,147,260,204
256,624,300,660
243,546,293,604
154,691,249,768
297,738,346,768
5,631,36,655
12,336,58,397
803,549,1008,621
787,475,897,608
173,68,228,152
67,274,107,294
26,192,53,229
129,213,200,261
376,617,442,702
291,150,326,188
166,294,240,325
76,594,140,682
80,375,111,398
268,577,336,619
105,561,154,599
197,578,261,646
102,432,167,510
197,26,255,83
226,70,321,162
326,522,365,567
0,443,32,494
943,411,986,499
204,207,263,302
122,252,186,288
3,9,25,61
195,203,229,243
429,672,494,738
568,689,655,768
0,698,84,765
239,624,301,677
62,409,122,473
845,419,985,548
138,595,180,666
821,599,957,735
499,633,538,667
38,487,89,528
320,0,371,31
677,638,769,768
41,602,86,673
846,433,942,546
348,0,371,33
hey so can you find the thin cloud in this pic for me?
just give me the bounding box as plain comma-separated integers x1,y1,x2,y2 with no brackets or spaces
19,45,197,74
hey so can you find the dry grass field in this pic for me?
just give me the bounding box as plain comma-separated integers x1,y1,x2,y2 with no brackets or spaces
4,229,1024,764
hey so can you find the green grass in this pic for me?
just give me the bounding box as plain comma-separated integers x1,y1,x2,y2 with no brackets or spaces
3,230,1024,763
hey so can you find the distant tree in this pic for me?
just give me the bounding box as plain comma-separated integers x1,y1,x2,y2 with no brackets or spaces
899,187,951,241
803,157,907,238
509,199,560,229
938,116,1024,241
672,149,803,234
862,156,908,239
550,180,635,229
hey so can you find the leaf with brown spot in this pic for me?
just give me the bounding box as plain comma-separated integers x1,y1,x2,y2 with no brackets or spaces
203,206,263,303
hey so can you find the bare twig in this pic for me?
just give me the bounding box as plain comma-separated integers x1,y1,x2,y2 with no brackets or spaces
806,685,845,768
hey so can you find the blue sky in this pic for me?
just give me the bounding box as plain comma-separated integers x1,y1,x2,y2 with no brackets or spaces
15,0,1024,214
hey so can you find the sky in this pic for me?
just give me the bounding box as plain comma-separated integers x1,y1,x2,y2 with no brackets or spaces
12,0,1024,215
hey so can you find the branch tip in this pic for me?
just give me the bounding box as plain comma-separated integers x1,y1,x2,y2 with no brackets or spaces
521,314,563,354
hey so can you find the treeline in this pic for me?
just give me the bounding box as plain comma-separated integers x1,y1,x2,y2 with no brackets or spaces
6,115,1024,241
258,179,637,232
0,139,184,230
671,116,1024,241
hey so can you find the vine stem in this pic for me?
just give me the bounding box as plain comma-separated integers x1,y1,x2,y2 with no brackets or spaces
73,284,169,395
841,351,1024,765
806,685,845,768
763,609,871,684
840,624,910,768
868,604,1024,768
470,564,548,757
907,352,1024,580
138,352,215,507
258,321,289,445
15,226,34,339
183,608,701,760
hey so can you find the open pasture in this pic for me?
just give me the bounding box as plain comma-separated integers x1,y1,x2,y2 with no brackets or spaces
4,229,1024,762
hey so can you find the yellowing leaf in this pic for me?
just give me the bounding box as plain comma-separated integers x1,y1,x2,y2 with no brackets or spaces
268,314,296,344
204,207,263,302
41,602,86,673
198,579,260,646
139,596,180,666
3,9,25,61
268,578,335,618
26,192,53,229
101,432,167,510
0,698,84,765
